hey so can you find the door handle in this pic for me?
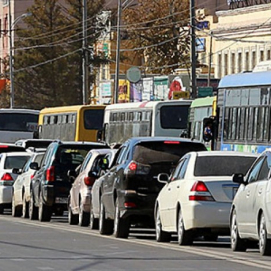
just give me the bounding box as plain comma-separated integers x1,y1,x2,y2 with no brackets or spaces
177,186,180,188
246,191,250,197
168,188,171,191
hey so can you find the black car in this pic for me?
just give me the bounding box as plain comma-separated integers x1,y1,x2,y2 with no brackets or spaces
99,137,207,238
29,140,108,222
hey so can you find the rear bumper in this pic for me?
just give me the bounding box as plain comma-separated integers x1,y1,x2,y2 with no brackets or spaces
0,186,12,204
182,201,231,231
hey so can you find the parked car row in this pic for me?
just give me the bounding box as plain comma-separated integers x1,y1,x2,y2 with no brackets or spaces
3,138,271,256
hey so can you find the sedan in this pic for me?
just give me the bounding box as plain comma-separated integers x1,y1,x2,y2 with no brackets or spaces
0,152,31,214
231,148,271,256
12,151,45,217
155,151,257,245
68,148,111,227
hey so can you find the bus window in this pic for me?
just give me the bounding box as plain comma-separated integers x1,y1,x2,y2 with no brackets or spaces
128,112,133,121
84,109,104,130
121,113,125,121
57,115,62,124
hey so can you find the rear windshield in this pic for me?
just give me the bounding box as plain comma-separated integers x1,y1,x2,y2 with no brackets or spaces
132,141,206,165
24,140,52,149
194,156,257,176
0,145,25,153
4,155,30,169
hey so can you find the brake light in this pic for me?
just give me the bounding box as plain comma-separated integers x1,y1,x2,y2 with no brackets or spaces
30,174,35,180
46,166,55,182
124,202,136,208
1,173,13,181
0,145,8,148
129,162,137,171
164,141,180,144
189,181,214,201
84,176,95,186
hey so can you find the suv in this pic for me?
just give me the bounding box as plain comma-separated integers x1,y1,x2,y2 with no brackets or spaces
29,140,108,222
99,137,207,238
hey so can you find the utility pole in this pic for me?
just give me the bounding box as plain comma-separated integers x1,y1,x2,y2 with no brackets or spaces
207,31,213,87
190,0,197,98
114,0,122,104
82,0,88,104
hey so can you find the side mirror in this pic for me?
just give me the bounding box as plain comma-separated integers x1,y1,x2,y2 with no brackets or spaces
232,173,245,184
12,168,22,175
157,173,169,184
30,162,39,170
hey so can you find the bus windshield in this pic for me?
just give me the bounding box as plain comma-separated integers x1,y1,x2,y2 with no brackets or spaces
84,109,104,130
160,105,189,129
0,113,38,132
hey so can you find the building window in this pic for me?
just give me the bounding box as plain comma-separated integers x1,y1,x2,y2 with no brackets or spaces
252,51,256,69
267,49,271,60
231,53,235,74
260,50,264,62
238,52,242,73
218,54,222,78
245,51,249,71
224,54,228,75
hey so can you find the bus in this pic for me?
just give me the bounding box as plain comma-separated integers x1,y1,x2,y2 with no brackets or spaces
38,105,105,142
188,96,216,149
0,108,39,143
103,99,192,145
203,70,271,153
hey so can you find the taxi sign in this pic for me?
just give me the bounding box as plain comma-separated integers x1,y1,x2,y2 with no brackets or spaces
172,91,190,99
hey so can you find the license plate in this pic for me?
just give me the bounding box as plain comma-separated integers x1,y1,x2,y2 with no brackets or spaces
55,197,68,204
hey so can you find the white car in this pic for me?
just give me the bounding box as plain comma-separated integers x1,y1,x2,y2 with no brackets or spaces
0,152,31,214
155,151,257,245
12,151,45,218
230,148,271,256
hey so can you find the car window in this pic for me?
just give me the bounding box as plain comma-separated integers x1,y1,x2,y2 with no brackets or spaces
80,152,93,172
171,158,186,181
22,156,32,173
257,157,270,181
247,156,265,184
194,156,257,176
116,146,128,165
4,156,30,169
34,153,44,167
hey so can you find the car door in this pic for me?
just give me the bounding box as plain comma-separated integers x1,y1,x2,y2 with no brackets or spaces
236,156,265,235
159,156,189,230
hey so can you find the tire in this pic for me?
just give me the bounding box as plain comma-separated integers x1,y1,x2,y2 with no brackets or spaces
0,204,3,215
78,199,90,227
155,206,171,242
99,201,113,235
68,205,79,225
38,191,52,222
22,193,29,219
12,194,22,217
29,190,38,220
177,209,193,246
90,203,99,230
259,213,271,256
203,234,218,242
113,199,130,238
230,209,247,252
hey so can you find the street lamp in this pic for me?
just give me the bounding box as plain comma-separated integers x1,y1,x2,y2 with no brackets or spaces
8,1,31,108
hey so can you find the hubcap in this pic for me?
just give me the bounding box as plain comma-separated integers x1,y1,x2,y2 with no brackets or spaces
259,216,265,252
156,211,161,239
114,203,119,234
231,214,237,248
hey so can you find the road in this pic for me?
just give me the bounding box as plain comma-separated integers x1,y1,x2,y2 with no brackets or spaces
0,212,270,271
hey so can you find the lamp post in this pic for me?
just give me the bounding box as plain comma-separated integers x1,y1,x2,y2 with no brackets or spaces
8,1,31,108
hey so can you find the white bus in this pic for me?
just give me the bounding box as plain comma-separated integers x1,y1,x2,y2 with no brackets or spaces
103,100,193,145
0,109,39,143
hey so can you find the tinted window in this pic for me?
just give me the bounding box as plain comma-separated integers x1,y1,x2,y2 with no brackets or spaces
160,105,189,129
194,156,256,176
84,109,104,130
132,141,206,165
0,145,25,153
23,140,52,149
4,155,30,169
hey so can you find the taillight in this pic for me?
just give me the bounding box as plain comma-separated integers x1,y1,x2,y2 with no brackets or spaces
30,174,35,179
126,161,151,175
189,181,214,201
1,173,13,181
84,176,95,186
124,202,136,208
46,166,55,182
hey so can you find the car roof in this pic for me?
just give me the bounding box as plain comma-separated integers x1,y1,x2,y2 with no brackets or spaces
88,148,114,155
126,137,204,144
2,152,32,157
194,151,258,157
52,141,108,146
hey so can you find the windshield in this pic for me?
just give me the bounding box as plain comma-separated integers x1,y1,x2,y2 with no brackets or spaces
160,105,189,129
0,113,38,132
194,156,257,176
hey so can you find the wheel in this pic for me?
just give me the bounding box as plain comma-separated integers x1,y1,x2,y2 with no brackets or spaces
259,213,271,256
155,206,171,242
38,191,52,222
203,234,218,242
113,199,130,238
78,199,90,227
29,190,38,220
90,203,99,230
99,201,113,235
12,194,22,217
230,209,247,252
22,193,29,219
68,205,79,225
177,209,193,245
0,204,3,215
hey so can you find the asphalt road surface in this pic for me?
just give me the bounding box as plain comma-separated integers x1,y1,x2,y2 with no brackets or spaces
0,212,270,271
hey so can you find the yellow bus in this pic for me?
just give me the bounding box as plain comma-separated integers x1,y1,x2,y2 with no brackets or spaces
38,105,106,142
